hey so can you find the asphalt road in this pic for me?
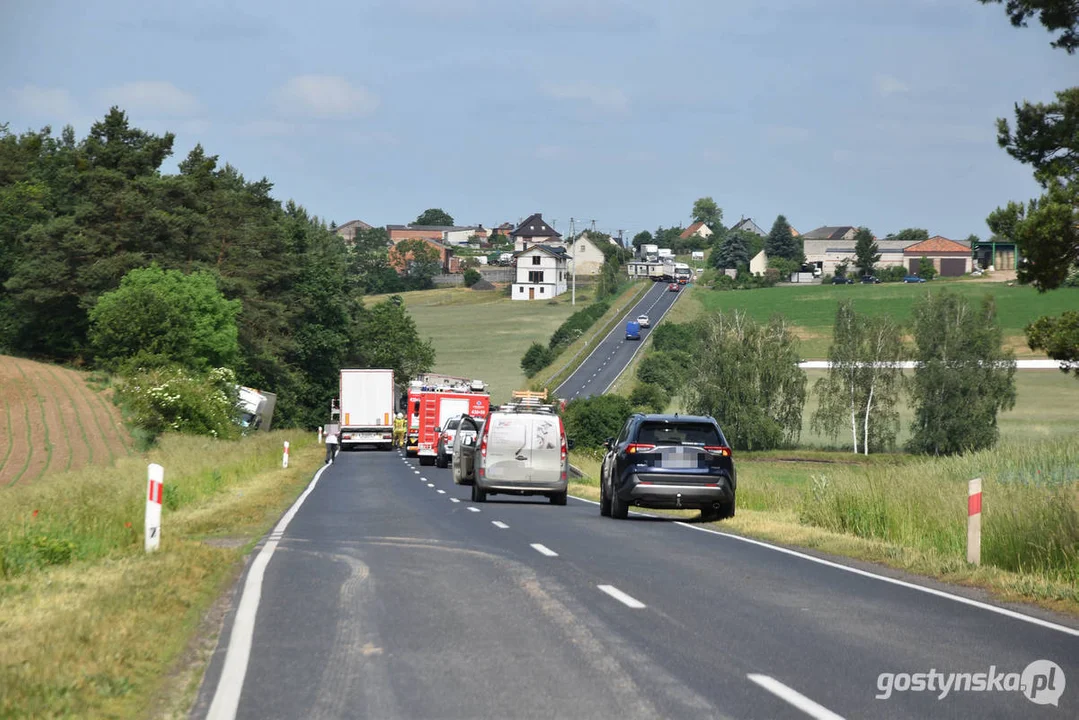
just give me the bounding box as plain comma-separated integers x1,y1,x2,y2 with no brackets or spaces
193,450,1079,720
555,280,682,400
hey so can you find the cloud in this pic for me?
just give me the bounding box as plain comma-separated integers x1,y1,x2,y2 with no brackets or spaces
99,81,200,115
874,74,909,97
764,125,811,144
11,85,79,117
273,75,379,119
541,82,628,113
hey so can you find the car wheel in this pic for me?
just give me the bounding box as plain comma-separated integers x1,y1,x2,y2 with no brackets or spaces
610,488,628,519
599,479,611,517
419,455,435,467
471,484,487,503
549,491,567,506
699,508,720,523
435,451,448,468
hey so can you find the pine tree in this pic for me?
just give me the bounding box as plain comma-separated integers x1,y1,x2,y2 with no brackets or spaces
765,215,803,262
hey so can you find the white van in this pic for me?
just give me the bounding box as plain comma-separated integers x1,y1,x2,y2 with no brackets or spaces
455,404,570,505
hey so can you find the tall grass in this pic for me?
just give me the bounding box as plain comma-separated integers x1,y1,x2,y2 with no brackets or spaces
798,437,1079,578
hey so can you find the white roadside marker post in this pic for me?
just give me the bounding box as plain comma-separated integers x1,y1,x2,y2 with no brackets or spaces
282,441,290,469
318,426,323,444
145,463,163,553
967,478,982,566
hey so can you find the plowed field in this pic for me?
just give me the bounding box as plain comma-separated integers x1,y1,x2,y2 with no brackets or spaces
0,355,131,486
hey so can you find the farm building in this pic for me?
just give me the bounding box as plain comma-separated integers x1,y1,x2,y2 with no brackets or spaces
904,236,973,276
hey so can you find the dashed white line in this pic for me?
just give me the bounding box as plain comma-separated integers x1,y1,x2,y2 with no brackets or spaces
747,675,846,720
427,483,435,487
451,498,461,503
437,489,446,494
597,584,646,608
414,470,420,475
531,543,558,557
492,521,509,529
467,506,481,512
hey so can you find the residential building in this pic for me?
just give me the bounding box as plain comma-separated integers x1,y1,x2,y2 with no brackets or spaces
679,222,713,241
389,237,454,274
903,236,972,276
334,219,373,244
802,226,908,275
511,213,563,252
750,250,768,276
730,218,767,237
387,224,486,246
570,233,608,276
512,245,569,300
974,236,1018,270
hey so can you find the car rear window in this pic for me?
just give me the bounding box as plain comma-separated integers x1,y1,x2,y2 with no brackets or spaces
636,421,722,447
446,418,460,430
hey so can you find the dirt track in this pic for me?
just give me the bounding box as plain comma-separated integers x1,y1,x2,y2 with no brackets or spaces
0,355,131,486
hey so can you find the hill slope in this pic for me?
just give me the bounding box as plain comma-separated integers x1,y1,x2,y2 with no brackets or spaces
0,355,132,486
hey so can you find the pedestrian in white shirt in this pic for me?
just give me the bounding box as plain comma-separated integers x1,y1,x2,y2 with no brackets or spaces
324,428,339,463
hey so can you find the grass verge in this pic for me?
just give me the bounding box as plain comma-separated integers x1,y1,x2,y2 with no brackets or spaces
570,437,1079,616
0,431,323,719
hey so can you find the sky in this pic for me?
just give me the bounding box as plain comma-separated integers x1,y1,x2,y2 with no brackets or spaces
2,0,1075,241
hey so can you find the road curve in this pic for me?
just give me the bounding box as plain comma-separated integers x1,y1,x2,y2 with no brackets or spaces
555,281,682,400
193,450,1079,720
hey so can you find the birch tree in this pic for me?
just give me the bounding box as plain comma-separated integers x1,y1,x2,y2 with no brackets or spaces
812,301,904,454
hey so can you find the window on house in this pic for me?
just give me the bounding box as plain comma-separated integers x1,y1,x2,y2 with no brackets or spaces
528,270,544,283
580,244,586,252
532,256,541,265
540,287,545,294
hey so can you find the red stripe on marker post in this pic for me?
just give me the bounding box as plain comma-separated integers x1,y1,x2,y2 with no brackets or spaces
282,440,290,469
145,463,163,553
967,478,982,566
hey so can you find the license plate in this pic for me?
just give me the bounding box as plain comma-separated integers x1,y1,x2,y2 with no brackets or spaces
355,433,383,441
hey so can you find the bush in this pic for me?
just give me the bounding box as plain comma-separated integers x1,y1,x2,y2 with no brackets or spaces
877,266,907,283
463,268,481,287
651,322,699,354
629,383,668,413
549,300,611,350
562,394,634,450
116,366,242,444
636,352,685,395
918,255,938,281
520,342,556,377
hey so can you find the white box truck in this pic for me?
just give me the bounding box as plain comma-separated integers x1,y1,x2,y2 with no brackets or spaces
338,369,396,450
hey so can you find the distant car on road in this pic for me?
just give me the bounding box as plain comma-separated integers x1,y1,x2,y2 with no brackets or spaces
625,320,641,341
600,413,736,522
668,282,680,292
831,276,853,285
436,414,475,468
860,275,881,284
904,275,927,283
637,314,650,328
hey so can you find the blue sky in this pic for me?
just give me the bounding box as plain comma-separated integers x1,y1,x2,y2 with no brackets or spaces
3,0,1074,240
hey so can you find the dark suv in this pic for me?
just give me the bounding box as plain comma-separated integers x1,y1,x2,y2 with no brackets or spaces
599,414,736,522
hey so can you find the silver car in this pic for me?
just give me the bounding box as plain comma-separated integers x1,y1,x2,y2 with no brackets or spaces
436,414,476,468
460,405,570,505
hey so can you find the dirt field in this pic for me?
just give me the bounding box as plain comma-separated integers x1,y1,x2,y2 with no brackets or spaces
0,355,131,486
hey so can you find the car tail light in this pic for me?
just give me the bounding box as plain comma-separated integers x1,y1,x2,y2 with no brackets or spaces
479,422,491,458
626,443,655,454
559,420,567,462
704,446,732,457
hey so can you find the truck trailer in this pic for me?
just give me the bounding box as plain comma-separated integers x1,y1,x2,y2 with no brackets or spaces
237,386,277,432
336,369,397,450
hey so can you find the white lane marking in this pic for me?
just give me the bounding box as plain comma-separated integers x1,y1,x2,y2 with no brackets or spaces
531,543,558,557
597,584,646,609
206,463,331,720
451,498,461,503
747,675,845,720
437,489,446,494
414,470,420,475
427,483,435,487
675,522,1079,637
467,506,481,512
492,521,509,529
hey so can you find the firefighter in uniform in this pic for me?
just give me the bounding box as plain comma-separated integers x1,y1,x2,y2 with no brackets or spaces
393,412,407,448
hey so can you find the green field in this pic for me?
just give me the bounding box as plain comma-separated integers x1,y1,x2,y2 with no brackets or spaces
689,280,1079,359
367,285,600,403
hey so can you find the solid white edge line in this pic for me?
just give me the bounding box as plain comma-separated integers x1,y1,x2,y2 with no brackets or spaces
597,584,646,608
206,462,331,720
673,521,1079,637
566,494,1079,636
492,521,509,529
531,543,558,557
747,674,845,720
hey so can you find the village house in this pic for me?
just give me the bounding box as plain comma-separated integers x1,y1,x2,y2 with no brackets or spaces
903,236,972,276
512,244,569,300
679,222,713,242
511,213,563,252
570,233,608,276
801,226,908,275
334,219,374,244
388,236,455,274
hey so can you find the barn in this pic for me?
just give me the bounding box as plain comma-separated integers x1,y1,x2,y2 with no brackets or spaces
903,236,972,277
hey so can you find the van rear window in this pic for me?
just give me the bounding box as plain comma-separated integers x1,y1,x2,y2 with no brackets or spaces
636,421,722,447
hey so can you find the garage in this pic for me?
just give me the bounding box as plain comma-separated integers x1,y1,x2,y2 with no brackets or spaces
940,258,966,277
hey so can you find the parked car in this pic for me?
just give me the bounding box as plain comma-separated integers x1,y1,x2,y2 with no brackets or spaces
436,414,476,468
903,275,927,283
668,282,680,292
637,314,650,328
452,415,483,484
860,275,881,284
468,401,571,505
831,276,853,285
625,320,641,341
600,414,736,522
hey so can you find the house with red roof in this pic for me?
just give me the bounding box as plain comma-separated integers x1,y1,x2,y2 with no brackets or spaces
903,236,972,277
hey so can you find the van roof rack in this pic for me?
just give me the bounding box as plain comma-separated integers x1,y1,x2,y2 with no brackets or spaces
497,389,556,414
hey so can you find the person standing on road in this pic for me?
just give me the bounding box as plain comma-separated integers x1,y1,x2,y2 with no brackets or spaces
393,412,407,448
324,426,339,463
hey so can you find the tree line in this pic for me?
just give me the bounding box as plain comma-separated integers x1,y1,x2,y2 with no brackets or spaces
0,109,434,433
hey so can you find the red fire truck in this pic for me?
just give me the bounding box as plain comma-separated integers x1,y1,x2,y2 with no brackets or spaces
406,374,491,466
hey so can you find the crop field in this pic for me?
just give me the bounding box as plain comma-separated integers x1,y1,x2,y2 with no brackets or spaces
0,355,132,486
367,285,602,403
688,280,1079,359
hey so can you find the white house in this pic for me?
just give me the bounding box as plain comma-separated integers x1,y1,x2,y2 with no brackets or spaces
571,233,608,276
750,250,768,276
679,222,713,241
512,245,569,300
